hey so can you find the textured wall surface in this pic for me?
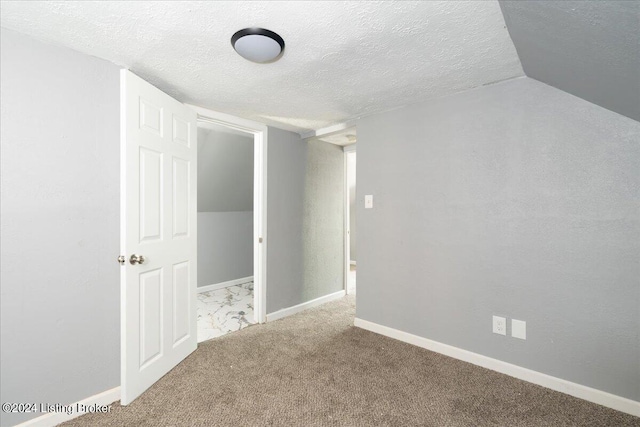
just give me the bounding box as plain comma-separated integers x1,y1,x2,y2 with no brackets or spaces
302,141,345,301
0,1,523,133
356,77,640,401
266,127,307,313
197,128,254,212
197,212,253,287
500,1,640,122
266,133,346,313
0,29,121,426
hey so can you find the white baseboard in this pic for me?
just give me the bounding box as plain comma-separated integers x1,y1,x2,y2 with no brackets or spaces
267,290,346,322
197,276,253,293
14,386,120,427
354,318,640,418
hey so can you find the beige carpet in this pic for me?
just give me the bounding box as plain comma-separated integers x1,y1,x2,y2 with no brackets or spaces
63,296,638,426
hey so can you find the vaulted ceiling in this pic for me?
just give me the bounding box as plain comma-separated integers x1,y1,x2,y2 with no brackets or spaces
0,1,636,136
500,1,639,122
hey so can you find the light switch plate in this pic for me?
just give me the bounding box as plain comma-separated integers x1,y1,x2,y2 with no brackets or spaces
365,195,373,209
511,319,526,340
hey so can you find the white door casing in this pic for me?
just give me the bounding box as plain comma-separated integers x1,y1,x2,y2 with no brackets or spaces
343,145,356,294
187,104,268,324
120,70,197,405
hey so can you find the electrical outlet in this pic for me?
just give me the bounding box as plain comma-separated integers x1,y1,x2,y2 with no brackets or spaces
493,316,506,336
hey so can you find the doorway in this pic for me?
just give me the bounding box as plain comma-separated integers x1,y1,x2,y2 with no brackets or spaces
196,122,255,342
192,106,268,329
309,123,357,298
344,146,356,294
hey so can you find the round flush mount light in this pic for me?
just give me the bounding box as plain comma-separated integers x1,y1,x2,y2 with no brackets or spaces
231,28,285,63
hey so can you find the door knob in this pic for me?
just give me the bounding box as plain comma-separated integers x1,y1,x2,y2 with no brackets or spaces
129,254,146,265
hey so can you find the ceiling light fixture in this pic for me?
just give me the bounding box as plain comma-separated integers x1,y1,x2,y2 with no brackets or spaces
231,28,285,63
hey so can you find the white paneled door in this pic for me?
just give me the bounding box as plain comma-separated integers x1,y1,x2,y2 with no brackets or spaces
120,70,197,405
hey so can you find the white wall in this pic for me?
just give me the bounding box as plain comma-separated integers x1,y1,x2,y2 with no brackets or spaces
356,77,640,401
0,28,121,426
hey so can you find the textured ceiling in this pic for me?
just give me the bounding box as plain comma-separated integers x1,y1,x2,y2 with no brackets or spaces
500,1,640,122
319,130,358,147
0,1,523,134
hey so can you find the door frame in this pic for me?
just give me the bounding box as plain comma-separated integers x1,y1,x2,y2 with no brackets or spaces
187,105,268,324
343,144,356,294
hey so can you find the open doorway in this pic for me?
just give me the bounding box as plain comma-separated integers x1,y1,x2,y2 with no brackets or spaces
308,124,357,298
196,122,255,342
191,105,268,343
345,146,356,294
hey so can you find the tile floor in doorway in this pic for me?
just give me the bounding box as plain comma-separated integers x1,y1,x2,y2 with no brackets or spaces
347,264,357,294
197,281,255,343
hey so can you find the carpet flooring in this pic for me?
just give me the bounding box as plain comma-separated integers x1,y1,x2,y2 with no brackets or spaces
62,296,638,426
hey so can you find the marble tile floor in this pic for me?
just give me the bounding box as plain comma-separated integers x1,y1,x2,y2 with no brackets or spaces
347,264,357,295
197,281,255,343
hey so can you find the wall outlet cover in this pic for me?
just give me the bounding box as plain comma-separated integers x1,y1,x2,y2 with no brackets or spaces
512,319,526,340
493,315,506,336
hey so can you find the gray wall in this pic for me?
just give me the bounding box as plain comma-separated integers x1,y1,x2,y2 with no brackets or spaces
0,28,121,426
356,77,640,401
198,212,253,286
197,128,254,212
266,132,346,314
500,1,640,122
197,127,253,287
266,127,307,312
302,140,345,300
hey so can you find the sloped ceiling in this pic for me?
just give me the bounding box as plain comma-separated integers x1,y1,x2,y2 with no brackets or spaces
197,125,254,212
500,1,640,122
0,1,523,134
